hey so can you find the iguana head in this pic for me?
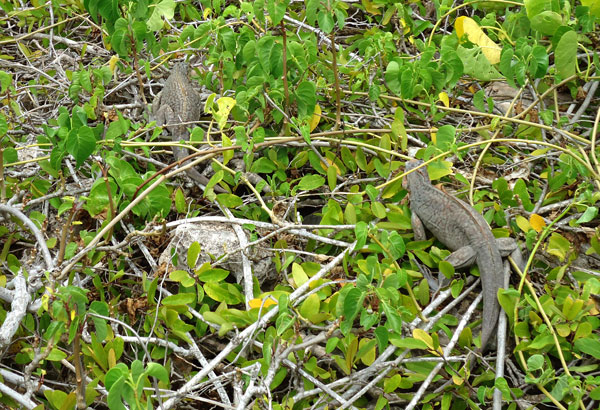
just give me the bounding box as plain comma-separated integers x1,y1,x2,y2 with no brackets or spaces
403,159,429,189
172,62,190,77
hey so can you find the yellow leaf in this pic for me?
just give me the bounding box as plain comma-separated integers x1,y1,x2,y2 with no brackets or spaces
325,157,341,175
438,92,450,108
203,8,212,19
531,148,550,156
587,300,599,315
455,16,501,64
214,97,236,130
30,50,43,60
41,293,50,311
108,348,116,368
546,232,571,261
309,104,321,132
452,372,465,385
222,133,233,165
359,338,377,365
529,213,546,233
108,56,119,75
528,311,542,325
581,0,600,17
399,18,411,36
17,43,32,57
515,215,531,232
362,0,382,15
413,329,433,349
555,323,570,337
292,263,309,287
249,298,277,309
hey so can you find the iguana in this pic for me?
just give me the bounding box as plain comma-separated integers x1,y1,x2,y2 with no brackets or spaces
403,159,521,353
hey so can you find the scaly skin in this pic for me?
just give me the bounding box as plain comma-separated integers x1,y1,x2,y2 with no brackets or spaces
152,62,225,192
403,160,504,353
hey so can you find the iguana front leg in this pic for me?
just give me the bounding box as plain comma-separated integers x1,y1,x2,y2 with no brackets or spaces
446,238,524,269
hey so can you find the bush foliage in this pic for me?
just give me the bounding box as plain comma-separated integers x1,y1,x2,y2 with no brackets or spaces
0,0,599,409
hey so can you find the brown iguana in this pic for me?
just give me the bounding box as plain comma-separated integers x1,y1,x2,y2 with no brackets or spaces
403,159,521,353
152,62,225,193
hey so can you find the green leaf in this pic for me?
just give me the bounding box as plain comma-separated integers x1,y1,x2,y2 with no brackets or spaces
257,36,283,77
531,45,549,78
146,0,175,31
0,114,8,137
343,288,365,324
305,0,318,24
317,10,334,33
0,71,11,93
299,293,320,322
513,179,534,212
326,337,339,353
145,362,168,382
576,206,598,224
204,282,242,303
296,174,325,191
197,268,229,282
434,125,455,151
44,390,72,410
187,242,201,270
371,201,387,218
456,45,501,81
84,178,120,217
555,30,577,79
251,157,277,173
499,46,516,88
295,81,316,118
400,67,416,98
89,301,109,341
266,0,288,25
66,126,96,167
170,270,196,287
203,311,226,325
162,293,195,306
530,11,562,35
46,347,68,361
216,193,243,208
2,147,18,164
574,337,600,359
142,181,171,217
387,232,406,259
426,160,452,180
80,70,92,93
384,61,401,93
276,312,295,335
354,221,367,251
110,28,129,57
174,188,186,213
526,354,544,370
327,165,337,191
105,363,128,390
388,336,428,349
107,376,127,410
